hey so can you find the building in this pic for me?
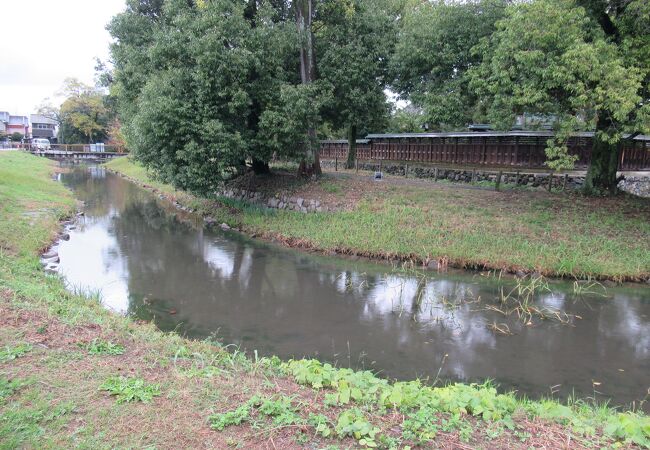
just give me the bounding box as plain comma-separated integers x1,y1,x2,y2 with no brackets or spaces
6,115,29,137
30,114,57,141
0,112,8,135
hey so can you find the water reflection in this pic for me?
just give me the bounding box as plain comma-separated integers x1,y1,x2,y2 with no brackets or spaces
57,165,650,410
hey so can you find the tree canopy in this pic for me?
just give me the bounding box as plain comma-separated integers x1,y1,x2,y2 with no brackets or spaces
391,0,507,130
470,0,649,191
57,78,111,144
108,0,649,193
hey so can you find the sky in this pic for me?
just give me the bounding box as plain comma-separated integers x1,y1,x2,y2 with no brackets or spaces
0,0,126,116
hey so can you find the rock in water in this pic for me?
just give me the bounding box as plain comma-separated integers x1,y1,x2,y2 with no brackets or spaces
42,250,58,259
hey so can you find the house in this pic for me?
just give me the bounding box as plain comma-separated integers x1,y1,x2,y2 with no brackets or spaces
0,112,9,135
30,114,57,141
7,115,29,137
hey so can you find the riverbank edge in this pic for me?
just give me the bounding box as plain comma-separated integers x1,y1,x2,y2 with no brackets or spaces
1,152,649,447
104,158,650,283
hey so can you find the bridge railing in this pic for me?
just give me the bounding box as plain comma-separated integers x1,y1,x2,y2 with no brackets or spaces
6,143,127,153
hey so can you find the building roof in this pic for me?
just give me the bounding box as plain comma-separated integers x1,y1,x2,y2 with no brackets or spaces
0,112,9,122
8,115,28,126
321,139,370,144
365,131,650,141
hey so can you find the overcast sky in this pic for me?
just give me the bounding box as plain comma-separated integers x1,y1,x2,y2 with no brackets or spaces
0,0,126,116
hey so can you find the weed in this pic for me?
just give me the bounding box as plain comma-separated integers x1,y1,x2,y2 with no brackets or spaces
309,413,333,438
486,275,574,324
335,409,380,448
0,343,33,362
603,412,650,447
209,394,304,432
83,338,125,356
573,279,608,297
99,376,161,403
209,403,252,430
401,407,438,444
257,395,302,426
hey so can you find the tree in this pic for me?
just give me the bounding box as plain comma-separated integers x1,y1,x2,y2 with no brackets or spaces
316,0,397,168
387,107,426,133
391,0,507,130
294,0,323,175
470,0,649,193
109,0,309,194
56,78,110,144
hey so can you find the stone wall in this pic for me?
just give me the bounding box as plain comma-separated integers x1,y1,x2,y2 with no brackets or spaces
218,188,330,212
618,176,650,198
320,160,585,189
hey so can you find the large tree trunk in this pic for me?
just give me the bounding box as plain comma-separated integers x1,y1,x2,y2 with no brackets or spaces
584,114,620,195
346,124,357,169
295,0,321,176
251,157,270,174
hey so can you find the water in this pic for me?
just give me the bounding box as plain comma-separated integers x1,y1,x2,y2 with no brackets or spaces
55,164,650,410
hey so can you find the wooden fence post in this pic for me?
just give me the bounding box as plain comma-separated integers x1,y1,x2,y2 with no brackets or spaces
355,157,358,173
404,163,408,178
548,171,554,192
335,155,338,171
495,170,502,191
563,173,568,191
434,167,438,182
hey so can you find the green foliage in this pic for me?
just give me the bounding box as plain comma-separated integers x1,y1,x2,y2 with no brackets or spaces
335,408,380,447
257,395,302,426
282,360,517,420
58,78,111,144
281,358,650,444
391,0,507,130
109,0,311,194
316,0,396,135
209,403,252,431
83,338,125,356
99,376,161,404
603,412,650,447
470,0,648,184
309,413,333,438
208,394,303,431
387,108,426,133
0,343,33,363
401,407,438,444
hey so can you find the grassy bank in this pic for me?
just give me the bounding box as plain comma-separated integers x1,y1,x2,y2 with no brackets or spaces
106,157,650,281
1,151,649,448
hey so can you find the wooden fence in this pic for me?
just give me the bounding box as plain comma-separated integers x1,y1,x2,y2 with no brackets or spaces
320,132,650,171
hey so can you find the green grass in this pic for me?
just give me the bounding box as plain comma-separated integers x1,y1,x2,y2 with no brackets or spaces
0,151,75,256
106,158,650,281
0,152,648,448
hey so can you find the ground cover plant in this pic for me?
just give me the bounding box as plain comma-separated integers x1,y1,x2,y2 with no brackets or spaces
1,151,649,448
